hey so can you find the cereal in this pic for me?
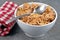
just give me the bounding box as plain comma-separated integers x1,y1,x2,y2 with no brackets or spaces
23,3,30,9
16,3,55,26
31,4,39,9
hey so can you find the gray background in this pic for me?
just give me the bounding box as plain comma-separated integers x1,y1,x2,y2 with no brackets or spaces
0,0,60,40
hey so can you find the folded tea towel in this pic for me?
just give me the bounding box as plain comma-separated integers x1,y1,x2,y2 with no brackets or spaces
0,1,18,36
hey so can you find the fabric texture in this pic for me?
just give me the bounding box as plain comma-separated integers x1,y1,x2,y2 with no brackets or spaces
0,1,18,36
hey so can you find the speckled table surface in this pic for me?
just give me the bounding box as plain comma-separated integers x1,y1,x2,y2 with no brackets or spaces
0,0,60,40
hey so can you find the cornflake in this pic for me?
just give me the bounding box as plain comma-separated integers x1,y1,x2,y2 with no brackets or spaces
16,3,55,26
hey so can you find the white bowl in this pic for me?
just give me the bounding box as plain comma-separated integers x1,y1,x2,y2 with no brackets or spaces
14,2,57,37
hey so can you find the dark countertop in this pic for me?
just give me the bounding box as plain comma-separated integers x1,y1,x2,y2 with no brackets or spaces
0,0,60,40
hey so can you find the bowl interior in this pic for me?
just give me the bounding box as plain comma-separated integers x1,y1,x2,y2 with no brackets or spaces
14,2,57,27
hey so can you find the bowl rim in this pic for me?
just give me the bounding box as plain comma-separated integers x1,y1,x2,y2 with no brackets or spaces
14,2,58,27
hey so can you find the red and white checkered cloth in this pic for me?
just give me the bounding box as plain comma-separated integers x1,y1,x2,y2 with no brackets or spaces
0,1,18,36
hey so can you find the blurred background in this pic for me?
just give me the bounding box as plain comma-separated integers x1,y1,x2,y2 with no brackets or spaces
0,0,60,40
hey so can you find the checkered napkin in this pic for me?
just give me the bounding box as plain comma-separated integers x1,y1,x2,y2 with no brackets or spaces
0,1,18,36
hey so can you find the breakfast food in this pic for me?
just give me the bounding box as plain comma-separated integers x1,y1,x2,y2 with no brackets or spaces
16,3,55,25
